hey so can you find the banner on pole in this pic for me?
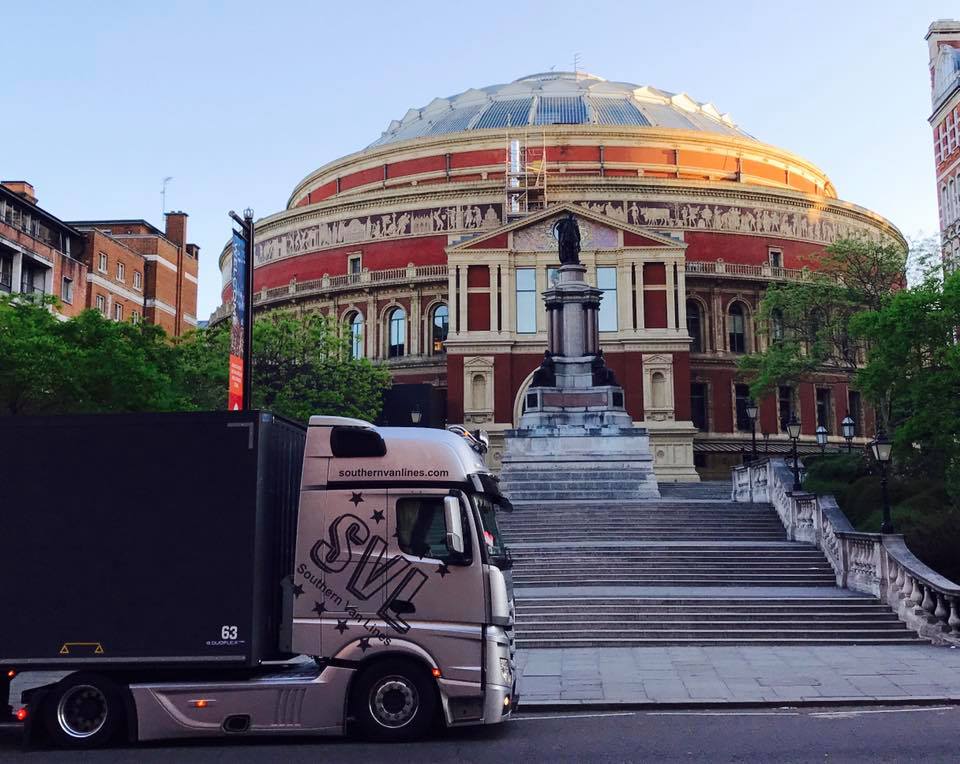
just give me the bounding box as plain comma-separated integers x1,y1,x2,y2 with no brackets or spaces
228,230,246,411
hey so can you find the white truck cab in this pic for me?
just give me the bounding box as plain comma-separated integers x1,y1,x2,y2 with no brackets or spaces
12,415,515,747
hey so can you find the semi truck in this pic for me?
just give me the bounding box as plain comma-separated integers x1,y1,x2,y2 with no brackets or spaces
0,411,515,748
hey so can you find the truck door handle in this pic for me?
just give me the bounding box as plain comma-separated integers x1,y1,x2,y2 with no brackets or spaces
390,599,416,614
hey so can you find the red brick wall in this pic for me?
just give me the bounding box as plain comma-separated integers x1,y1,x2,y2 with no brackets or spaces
643,290,667,328
684,232,825,269
467,292,489,331
672,352,691,420
447,354,464,421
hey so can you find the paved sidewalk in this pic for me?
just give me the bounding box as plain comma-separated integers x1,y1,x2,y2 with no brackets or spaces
517,644,960,707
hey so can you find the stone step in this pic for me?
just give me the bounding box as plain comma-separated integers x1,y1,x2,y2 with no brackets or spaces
515,636,924,647
510,578,839,587
513,565,835,574
515,597,881,606
516,619,908,631
516,612,901,623
506,534,789,541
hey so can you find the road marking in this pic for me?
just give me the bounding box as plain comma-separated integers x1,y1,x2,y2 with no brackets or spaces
647,710,800,717
810,706,955,718
513,712,637,722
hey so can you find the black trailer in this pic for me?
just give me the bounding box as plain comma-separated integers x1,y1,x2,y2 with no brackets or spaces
0,410,306,717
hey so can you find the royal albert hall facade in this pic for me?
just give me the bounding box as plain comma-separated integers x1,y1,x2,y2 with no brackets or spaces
216,72,904,480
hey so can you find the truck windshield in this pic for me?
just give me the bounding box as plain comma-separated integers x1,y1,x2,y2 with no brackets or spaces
471,493,507,562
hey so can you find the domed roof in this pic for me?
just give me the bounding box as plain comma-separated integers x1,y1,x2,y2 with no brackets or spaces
368,71,753,148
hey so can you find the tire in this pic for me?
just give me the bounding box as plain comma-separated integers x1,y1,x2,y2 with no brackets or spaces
351,658,438,742
43,673,123,749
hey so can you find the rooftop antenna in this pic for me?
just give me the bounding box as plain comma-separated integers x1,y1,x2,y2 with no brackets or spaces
161,176,173,219
573,52,582,75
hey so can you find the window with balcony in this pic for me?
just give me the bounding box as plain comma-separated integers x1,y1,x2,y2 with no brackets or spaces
431,304,448,354
21,264,45,295
387,307,406,358
768,248,783,268
686,299,703,352
515,267,536,334
348,253,362,276
728,302,747,353
597,266,618,332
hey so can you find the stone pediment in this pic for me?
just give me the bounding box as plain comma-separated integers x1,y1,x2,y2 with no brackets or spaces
448,202,684,254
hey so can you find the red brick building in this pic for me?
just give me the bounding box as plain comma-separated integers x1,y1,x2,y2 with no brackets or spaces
214,72,903,479
927,20,960,270
0,181,198,335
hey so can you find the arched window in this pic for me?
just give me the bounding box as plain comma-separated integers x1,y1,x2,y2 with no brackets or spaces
387,307,406,358
771,308,784,343
686,300,703,353
728,303,747,354
431,304,448,355
347,311,364,359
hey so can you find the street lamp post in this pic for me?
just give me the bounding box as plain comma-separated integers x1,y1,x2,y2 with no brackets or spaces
763,431,769,454
746,400,759,463
787,414,802,492
842,415,855,453
816,425,828,455
410,405,423,426
871,430,894,533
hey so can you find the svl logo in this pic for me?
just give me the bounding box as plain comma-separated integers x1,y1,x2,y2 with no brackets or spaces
310,513,428,633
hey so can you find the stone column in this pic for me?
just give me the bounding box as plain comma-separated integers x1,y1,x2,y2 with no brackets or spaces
410,288,421,355
11,252,22,295
366,294,376,358
666,261,676,329
488,263,498,333
677,262,687,330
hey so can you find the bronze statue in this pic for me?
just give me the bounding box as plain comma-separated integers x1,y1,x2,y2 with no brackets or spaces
531,351,556,387
554,213,581,266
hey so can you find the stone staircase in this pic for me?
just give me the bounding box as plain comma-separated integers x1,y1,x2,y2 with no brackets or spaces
500,486,924,647
500,466,660,503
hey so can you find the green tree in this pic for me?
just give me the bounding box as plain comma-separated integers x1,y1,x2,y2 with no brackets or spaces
851,271,960,499
0,294,187,414
175,311,391,423
738,236,907,426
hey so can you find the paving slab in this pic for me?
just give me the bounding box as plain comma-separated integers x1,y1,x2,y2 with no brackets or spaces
517,644,960,708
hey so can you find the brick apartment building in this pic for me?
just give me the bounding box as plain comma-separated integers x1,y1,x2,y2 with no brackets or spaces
927,20,960,270
0,181,198,335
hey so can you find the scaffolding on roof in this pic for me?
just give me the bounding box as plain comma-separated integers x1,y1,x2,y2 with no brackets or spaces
504,126,548,220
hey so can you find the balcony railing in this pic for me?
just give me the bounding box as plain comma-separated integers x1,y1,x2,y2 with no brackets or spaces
210,263,449,324
685,259,810,282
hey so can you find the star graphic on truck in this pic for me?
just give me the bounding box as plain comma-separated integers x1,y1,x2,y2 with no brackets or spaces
436,563,450,578
291,583,304,599
371,509,384,524
349,492,364,506
312,601,327,616
358,637,371,652
335,619,349,634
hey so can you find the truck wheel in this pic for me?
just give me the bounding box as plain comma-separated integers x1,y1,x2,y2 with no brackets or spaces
352,659,438,742
44,674,123,748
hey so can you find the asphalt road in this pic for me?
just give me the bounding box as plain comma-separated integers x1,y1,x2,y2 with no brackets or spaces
1,705,958,762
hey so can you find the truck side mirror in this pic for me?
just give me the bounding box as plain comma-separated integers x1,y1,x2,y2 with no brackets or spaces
443,496,464,555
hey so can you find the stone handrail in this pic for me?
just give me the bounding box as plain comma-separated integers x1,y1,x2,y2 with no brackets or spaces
732,458,960,644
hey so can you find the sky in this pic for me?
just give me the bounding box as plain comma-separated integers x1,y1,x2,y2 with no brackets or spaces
3,0,955,318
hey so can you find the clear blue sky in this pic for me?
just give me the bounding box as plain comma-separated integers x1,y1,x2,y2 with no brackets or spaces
4,0,954,318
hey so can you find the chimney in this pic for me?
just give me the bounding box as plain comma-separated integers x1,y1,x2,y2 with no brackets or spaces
164,210,188,247
1,181,37,206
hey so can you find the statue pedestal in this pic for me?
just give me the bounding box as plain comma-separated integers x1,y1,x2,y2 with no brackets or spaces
499,250,659,504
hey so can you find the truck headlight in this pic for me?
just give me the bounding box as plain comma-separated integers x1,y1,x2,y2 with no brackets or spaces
499,656,512,684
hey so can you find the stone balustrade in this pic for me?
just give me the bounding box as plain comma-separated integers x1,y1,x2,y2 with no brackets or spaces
209,263,449,325
685,259,811,283
732,458,960,644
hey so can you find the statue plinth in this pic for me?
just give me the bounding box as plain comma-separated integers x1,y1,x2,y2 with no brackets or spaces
500,218,659,503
